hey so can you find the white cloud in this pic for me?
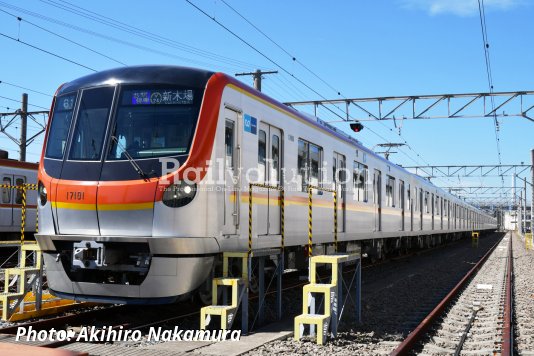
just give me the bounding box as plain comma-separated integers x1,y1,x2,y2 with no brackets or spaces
401,0,523,16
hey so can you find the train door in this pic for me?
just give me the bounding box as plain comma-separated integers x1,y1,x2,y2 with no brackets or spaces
400,180,405,231
257,122,282,236
333,153,346,233
0,175,13,227
373,169,381,231
222,108,241,235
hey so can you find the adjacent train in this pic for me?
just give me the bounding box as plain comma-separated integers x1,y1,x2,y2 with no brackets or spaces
0,152,38,239
36,66,497,303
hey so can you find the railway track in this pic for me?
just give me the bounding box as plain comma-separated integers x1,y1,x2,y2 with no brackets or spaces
391,231,514,355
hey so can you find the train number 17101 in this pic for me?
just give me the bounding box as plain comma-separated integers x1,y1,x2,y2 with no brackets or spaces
66,191,84,201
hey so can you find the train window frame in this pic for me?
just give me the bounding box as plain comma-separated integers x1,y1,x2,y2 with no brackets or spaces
297,138,322,192
106,85,203,162
407,184,411,211
44,93,78,160
1,176,11,204
271,134,280,184
258,129,267,180
14,176,25,205
69,86,115,161
386,175,396,208
352,160,368,202
224,120,235,169
424,191,429,213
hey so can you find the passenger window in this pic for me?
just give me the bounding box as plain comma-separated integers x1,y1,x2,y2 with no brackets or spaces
297,138,322,191
258,130,267,180
353,161,368,202
332,157,337,183
272,134,280,183
407,185,411,210
386,175,395,207
224,120,234,169
15,177,25,204
2,177,11,204
309,143,321,187
297,140,308,191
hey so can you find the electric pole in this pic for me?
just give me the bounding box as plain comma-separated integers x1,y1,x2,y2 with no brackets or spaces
0,93,48,162
20,93,28,162
235,69,278,92
531,149,533,234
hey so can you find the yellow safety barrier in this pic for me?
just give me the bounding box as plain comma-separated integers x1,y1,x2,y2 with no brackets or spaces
307,185,337,256
0,183,38,243
525,233,533,250
0,183,84,321
248,183,284,254
471,231,479,248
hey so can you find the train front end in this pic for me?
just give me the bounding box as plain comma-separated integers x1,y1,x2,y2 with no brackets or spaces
36,66,222,303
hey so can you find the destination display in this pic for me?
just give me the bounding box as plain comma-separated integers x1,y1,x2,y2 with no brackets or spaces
124,89,194,105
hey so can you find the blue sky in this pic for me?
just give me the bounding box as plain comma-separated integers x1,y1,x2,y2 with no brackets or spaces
0,0,532,206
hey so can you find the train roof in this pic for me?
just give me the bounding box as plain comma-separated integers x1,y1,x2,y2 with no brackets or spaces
58,65,215,95
0,158,38,170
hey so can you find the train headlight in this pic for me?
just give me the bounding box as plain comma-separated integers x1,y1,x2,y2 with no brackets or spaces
162,181,197,208
38,181,47,206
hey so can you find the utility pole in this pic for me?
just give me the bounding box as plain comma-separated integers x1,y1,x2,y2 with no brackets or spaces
20,93,28,162
531,149,533,234
235,69,278,92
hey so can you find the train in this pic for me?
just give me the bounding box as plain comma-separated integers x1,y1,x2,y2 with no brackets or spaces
35,65,497,304
0,151,38,239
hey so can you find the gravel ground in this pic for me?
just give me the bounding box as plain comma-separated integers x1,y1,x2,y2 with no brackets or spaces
248,232,504,355
512,232,534,355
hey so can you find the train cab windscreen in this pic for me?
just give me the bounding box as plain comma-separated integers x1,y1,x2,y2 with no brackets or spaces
45,86,201,163
107,87,199,160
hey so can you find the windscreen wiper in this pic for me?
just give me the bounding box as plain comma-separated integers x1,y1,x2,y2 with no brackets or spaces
111,136,150,181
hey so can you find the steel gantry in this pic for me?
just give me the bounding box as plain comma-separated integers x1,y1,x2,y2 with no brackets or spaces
401,164,531,178
285,91,534,123
444,186,516,195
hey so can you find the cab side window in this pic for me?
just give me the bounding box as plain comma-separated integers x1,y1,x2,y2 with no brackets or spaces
2,177,11,204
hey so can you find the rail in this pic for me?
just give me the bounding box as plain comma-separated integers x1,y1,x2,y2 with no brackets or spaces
502,235,513,355
307,185,337,256
390,234,505,355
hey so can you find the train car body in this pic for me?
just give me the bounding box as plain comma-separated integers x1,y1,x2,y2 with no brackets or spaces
36,66,497,303
0,158,38,238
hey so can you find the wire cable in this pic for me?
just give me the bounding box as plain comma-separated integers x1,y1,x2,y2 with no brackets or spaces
0,31,97,72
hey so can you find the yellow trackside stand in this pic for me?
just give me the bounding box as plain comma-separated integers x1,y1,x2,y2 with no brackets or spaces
294,253,361,345
525,233,533,250
471,231,480,248
200,252,249,332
